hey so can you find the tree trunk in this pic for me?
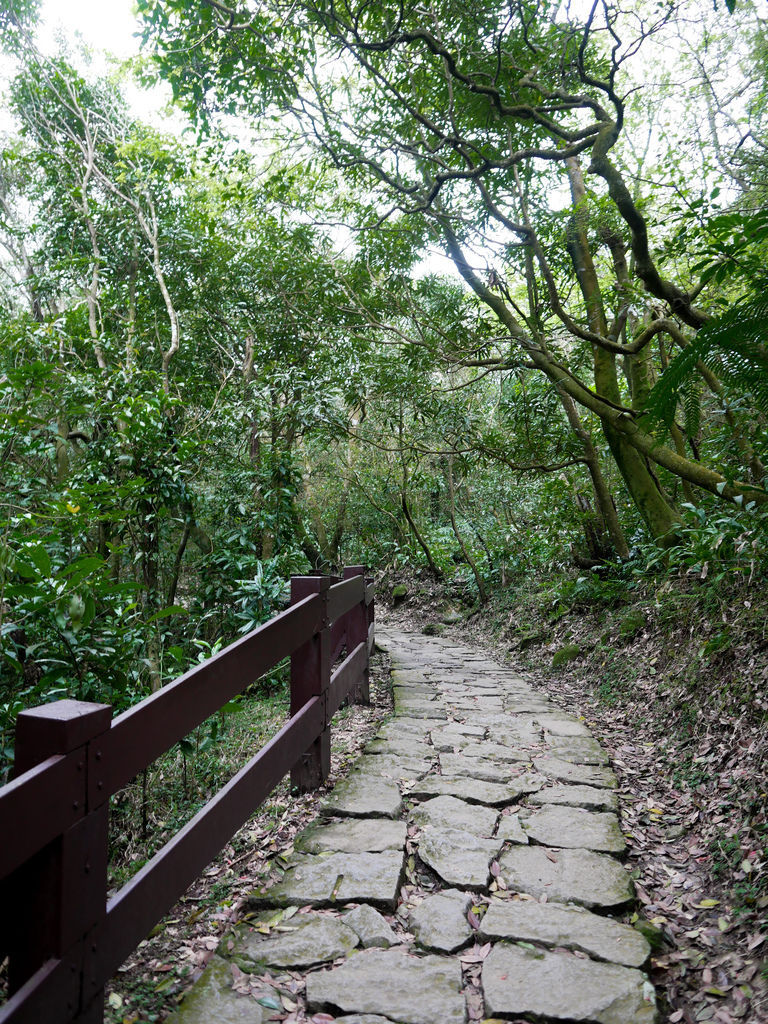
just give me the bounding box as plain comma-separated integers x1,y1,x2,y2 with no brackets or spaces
556,390,629,559
402,492,442,578
565,158,680,543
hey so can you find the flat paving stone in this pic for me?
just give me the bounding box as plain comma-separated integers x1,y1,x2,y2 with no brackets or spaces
495,811,528,844
342,904,400,947
535,715,593,737
489,724,544,746
305,947,465,1024
378,717,434,735
524,805,626,853
354,754,433,780
250,851,404,910
409,888,473,952
547,736,610,764
365,738,430,757
336,1017,406,1024
295,818,406,855
482,943,657,1023
409,795,497,837
418,827,501,889
234,913,358,969
321,774,403,818
375,720,431,738
534,756,618,789
393,701,447,720
449,698,504,712
499,846,634,909
391,669,429,683
439,753,513,784
434,721,487,737
478,900,651,967
430,732,475,752
394,690,441,707
531,784,619,812
165,956,265,1024
410,773,542,805
460,742,536,762
393,681,433,694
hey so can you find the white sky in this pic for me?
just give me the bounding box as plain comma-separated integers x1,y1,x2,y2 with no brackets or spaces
2,0,178,128
39,0,140,60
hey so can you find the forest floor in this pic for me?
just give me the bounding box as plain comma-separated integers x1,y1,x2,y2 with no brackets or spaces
386,566,768,1024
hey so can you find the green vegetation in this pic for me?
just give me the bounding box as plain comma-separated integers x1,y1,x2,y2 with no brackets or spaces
1,4,768,945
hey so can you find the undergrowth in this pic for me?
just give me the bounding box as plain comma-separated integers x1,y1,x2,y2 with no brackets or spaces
108,664,289,889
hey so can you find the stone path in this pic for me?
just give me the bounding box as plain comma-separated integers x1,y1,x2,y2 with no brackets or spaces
168,628,658,1024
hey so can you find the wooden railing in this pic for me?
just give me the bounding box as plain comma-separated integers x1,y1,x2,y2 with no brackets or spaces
0,566,375,1024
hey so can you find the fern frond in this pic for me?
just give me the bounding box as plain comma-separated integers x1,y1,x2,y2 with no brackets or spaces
645,297,768,427
680,376,702,438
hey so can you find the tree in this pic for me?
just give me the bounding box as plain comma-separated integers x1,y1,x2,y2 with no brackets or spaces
138,0,768,544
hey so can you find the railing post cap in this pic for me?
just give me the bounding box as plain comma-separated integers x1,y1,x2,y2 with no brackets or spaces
291,575,331,601
343,565,366,579
16,699,112,755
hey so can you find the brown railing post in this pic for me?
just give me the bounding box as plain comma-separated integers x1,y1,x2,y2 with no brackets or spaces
343,565,370,705
290,576,331,792
7,699,111,1023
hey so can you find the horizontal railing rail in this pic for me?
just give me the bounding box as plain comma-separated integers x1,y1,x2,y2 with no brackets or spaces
0,566,374,1024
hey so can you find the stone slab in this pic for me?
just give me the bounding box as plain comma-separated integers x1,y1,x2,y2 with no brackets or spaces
448,699,504,712
354,754,433,781
535,756,617,789
418,827,501,889
409,795,497,837
235,913,358,969
393,701,447,720
365,738,430,758
478,900,650,967
409,888,473,953
439,753,512,784
531,784,619,812
394,690,441,707
410,773,542,805
482,943,657,1023
305,947,465,1024
535,716,593,737
488,723,544,745
295,818,406,855
375,720,431,739
460,742,536,762
343,904,400,947
499,846,634,909
377,718,434,736
164,956,264,1024
547,736,609,764
433,721,487,738
321,774,403,818
524,805,626,853
336,1017,407,1024
495,811,528,844
250,851,404,910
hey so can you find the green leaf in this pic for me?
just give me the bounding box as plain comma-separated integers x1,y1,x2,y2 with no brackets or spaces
145,605,189,623
27,546,51,577
15,562,40,581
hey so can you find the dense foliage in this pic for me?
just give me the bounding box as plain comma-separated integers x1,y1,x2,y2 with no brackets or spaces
2,0,768,775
